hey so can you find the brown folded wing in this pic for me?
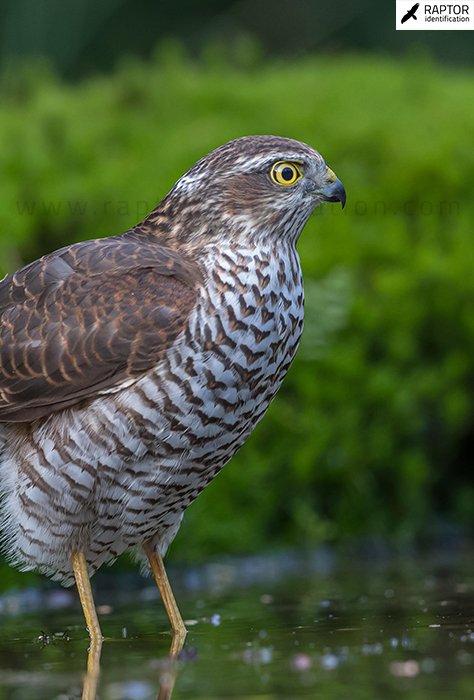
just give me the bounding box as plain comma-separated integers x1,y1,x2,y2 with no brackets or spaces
0,234,202,422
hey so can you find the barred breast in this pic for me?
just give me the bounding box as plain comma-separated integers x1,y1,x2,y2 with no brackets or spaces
0,242,303,584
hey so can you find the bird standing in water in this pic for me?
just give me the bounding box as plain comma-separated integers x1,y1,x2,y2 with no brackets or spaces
0,135,345,649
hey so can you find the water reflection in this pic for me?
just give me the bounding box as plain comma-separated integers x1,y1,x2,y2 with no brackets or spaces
82,636,102,700
81,617,186,699
156,640,184,700
2,542,474,698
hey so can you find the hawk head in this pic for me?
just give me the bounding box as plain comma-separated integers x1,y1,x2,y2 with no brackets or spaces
150,135,346,248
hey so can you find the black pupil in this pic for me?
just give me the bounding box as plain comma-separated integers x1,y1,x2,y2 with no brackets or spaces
281,166,294,181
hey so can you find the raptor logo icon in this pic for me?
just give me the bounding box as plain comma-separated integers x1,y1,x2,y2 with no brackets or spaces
401,2,420,23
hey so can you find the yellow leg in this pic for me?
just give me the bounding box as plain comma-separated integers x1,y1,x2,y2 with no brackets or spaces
71,551,103,700
143,539,187,650
71,550,103,644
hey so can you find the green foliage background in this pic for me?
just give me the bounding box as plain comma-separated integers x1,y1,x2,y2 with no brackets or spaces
1,45,474,570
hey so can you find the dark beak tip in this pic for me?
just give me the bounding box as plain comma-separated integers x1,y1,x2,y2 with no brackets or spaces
334,178,346,209
323,178,346,209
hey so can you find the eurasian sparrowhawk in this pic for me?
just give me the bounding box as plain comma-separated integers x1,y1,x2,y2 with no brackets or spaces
0,135,346,648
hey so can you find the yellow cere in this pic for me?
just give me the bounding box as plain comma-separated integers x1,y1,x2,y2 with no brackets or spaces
270,161,303,186
325,167,337,184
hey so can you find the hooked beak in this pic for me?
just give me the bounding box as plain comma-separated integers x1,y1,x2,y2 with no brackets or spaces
319,167,346,209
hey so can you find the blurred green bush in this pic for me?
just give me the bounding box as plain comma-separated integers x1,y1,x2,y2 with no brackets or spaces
1,44,474,570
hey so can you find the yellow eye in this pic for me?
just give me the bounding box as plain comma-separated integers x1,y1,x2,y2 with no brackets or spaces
270,161,302,186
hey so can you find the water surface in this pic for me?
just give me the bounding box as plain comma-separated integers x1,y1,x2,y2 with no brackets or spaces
2,541,474,699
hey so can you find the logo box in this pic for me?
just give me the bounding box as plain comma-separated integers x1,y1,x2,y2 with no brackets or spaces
396,1,474,29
